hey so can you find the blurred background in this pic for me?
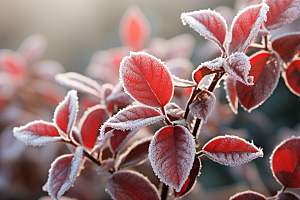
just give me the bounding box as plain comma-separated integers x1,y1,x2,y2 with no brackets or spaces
0,0,300,200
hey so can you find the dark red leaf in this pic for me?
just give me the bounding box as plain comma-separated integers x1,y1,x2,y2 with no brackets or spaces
271,136,300,188
202,135,263,166
264,0,300,30
272,32,300,63
224,76,238,114
277,191,300,200
78,105,109,149
119,6,150,51
228,3,268,55
181,10,227,52
110,129,138,153
106,91,133,106
106,170,160,200
236,51,281,112
149,125,195,192
229,190,266,200
120,52,173,108
13,120,61,146
174,157,201,198
117,137,152,169
283,59,300,96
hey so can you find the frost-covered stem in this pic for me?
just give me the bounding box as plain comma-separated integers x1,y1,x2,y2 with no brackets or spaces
162,107,172,125
192,118,201,137
183,87,201,120
264,35,269,51
196,150,204,157
161,183,169,200
248,43,265,50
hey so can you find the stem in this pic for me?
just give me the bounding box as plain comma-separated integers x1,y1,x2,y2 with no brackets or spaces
183,87,201,120
264,35,269,51
161,183,169,200
192,118,201,137
248,43,265,50
162,107,172,125
196,150,203,157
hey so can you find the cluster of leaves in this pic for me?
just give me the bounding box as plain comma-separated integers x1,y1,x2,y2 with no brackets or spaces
11,0,300,200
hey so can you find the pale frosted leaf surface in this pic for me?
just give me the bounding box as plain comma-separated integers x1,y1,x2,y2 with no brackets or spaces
181,10,227,52
117,137,152,169
272,32,300,63
271,136,300,188
55,72,102,99
13,120,62,146
166,58,193,79
277,191,300,200
47,147,83,200
224,76,238,114
165,102,185,119
78,105,109,149
189,90,216,123
53,90,78,138
149,125,195,192
101,105,164,136
172,75,197,88
120,52,173,108
109,129,139,153
106,170,160,200
202,135,263,166
283,59,300,96
229,190,266,200
228,3,269,55
174,157,201,198
225,52,253,86
192,57,225,84
119,5,150,51
264,0,300,30
236,51,281,112
17,34,47,64
97,159,115,174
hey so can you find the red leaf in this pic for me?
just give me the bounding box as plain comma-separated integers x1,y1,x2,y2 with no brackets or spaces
172,75,197,88
224,76,238,114
236,51,281,112
47,147,83,200
272,32,300,63
271,136,300,188
120,52,173,108
97,158,115,174
54,90,78,138
106,170,160,200
283,59,300,96
117,137,152,169
202,135,263,166
78,105,109,149
277,191,300,200
264,0,300,30
55,72,102,99
13,120,61,146
119,6,150,51
181,10,227,52
149,125,195,192
228,3,268,55
229,190,266,200
174,157,201,198
110,129,139,153
189,89,216,123
106,91,134,107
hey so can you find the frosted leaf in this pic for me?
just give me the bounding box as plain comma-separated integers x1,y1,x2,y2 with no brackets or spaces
110,129,139,153
53,90,78,138
47,147,83,200
106,91,134,106
229,190,266,200
277,191,300,200
258,29,270,36
119,52,174,108
165,102,185,119
97,159,115,174
77,105,109,149
117,137,152,169
224,76,238,114
225,52,253,86
192,57,225,84
172,75,197,88
100,105,164,137
55,72,102,99
228,3,269,55
202,135,263,166
17,34,47,65
283,59,300,96
189,89,216,123
13,120,62,146
149,125,195,192
91,128,114,155
181,9,227,52
264,0,300,30
106,170,160,200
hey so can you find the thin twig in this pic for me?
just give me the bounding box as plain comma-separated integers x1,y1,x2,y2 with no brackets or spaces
161,183,169,200
183,87,201,120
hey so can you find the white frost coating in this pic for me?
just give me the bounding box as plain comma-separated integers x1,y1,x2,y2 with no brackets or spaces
224,76,238,114
148,125,196,192
53,90,78,138
55,72,102,99
172,75,197,88
165,102,185,118
97,159,115,174
13,120,62,146
109,129,139,153
189,90,216,123
225,52,253,86
47,147,83,200
228,3,269,54
181,9,227,52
